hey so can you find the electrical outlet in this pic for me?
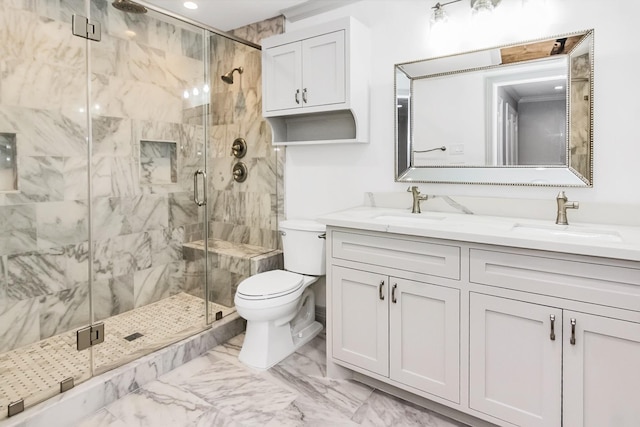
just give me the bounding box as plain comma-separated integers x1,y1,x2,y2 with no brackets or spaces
450,144,464,155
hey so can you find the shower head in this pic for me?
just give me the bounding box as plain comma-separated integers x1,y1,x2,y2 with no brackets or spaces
221,67,244,84
112,0,147,14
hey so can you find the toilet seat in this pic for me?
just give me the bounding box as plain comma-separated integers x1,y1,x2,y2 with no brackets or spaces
236,270,304,300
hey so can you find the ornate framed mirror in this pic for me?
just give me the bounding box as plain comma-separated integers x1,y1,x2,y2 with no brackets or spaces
395,30,593,186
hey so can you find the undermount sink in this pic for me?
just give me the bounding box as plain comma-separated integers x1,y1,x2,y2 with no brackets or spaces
375,214,446,223
511,223,623,242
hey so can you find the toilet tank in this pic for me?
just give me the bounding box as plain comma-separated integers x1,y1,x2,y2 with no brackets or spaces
279,219,326,275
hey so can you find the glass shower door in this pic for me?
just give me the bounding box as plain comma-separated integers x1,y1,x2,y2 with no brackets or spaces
88,3,211,374
0,0,92,418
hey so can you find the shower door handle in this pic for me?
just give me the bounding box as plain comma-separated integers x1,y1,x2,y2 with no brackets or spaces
193,169,207,206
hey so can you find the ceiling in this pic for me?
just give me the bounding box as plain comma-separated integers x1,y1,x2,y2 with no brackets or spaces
145,0,309,32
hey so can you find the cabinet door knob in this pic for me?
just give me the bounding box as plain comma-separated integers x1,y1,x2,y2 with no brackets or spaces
302,88,308,103
549,314,556,341
378,281,385,300
391,283,398,303
570,318,576,345
295,89,300,104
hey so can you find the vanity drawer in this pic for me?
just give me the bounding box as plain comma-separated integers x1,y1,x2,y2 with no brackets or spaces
469,249,640,311
331,231,460,279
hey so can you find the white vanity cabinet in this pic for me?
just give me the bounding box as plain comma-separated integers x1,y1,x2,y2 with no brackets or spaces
263,30,345,112
329,231,461,403
325,222,640,427
469,293,640,427
468,248,640,427
261,17,370,145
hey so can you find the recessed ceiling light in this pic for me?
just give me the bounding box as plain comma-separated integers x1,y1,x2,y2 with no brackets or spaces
184,1,198,10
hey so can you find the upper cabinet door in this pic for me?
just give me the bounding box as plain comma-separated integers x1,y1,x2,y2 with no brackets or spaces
263,42,303,112
301,30,346,108
563,312,640,427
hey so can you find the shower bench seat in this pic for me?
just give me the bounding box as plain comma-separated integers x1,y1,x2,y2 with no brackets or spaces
182,239,283,307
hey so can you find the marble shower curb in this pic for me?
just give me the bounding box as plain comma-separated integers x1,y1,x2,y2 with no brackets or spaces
0,314,245,427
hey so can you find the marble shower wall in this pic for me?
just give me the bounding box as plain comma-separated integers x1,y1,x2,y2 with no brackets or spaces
0,0,210,353
208,18,285,251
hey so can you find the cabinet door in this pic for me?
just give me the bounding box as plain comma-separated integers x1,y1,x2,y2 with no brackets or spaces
331,266,388,376
263,42,303,112
563,312,640,427
389,278,460,403
469,293,562,427
301,30,346,108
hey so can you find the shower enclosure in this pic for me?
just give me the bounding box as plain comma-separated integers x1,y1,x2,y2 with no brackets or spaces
0,0,280,420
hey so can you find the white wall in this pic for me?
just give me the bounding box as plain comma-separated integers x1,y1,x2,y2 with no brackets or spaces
282,0,640,220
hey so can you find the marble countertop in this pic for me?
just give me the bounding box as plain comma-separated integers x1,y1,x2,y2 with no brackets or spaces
318,206,640,262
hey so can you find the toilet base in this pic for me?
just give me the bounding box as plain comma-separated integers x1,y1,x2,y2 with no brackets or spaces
238,320,323,370
292,320,323,351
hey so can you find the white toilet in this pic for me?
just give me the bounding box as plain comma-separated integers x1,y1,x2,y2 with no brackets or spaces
234,219,325,370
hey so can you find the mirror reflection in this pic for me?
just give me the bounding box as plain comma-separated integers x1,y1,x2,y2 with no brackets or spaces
395,30,593,186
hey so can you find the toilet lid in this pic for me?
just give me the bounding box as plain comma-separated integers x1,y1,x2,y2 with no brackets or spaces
237,270,304,299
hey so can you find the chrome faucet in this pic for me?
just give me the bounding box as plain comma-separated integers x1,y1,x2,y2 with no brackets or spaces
407,186,428,214
556,191,579,225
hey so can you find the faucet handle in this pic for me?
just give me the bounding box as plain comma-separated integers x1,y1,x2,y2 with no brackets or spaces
407,186,418,194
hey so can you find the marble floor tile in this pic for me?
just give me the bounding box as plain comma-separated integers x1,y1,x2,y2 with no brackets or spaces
75,409,127,427
105,381,215,427
77,332,470,427
351,389,467,427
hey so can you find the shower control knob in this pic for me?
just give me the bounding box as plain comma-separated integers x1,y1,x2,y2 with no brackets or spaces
232,162,248,183
231,138,247,158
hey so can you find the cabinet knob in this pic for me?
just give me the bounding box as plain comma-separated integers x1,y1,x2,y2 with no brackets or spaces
378,281,385,300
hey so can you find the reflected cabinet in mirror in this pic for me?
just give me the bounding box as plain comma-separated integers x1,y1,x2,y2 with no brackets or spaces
395,30,593,186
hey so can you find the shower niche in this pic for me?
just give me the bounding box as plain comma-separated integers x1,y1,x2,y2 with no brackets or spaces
0,133,17,192
139,140,178,185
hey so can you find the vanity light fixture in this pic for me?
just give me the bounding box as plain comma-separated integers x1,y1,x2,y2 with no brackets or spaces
183,1,198,10
430,0,461,25
471,0,495,15
430,0,502,29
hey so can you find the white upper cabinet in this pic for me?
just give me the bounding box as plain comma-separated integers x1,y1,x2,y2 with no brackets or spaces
261,17,370,145
264,31,345,112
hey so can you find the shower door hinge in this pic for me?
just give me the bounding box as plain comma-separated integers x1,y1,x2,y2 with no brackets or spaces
71,14,101,42
77,323,105,351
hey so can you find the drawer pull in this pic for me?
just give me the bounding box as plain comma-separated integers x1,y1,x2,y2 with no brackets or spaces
570,318,576,345
392,283,398,303
379,281,385,300
295,89,300,104
549,314,556,341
